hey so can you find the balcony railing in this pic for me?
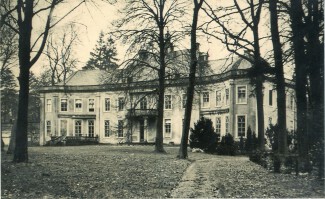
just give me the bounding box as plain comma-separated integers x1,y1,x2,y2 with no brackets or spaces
126,109,158,118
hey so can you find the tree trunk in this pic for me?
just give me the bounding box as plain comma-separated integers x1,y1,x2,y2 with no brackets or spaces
13,0,33,163
178,0,203,159
290,0,310,170
269,0,287,155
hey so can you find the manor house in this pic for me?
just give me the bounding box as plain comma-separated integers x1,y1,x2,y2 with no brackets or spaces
39,45,296,145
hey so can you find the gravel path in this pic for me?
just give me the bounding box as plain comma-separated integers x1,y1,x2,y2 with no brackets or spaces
170,155,324,198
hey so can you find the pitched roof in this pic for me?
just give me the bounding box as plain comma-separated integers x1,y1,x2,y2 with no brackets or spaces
58,69,111,86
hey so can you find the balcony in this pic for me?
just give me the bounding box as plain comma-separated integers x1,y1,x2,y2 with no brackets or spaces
127,109,158,118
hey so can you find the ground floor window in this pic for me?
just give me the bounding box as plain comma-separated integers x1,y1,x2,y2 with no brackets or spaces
164,119,171,137
118,120,124,137
237,115,246,137
88,120,94,137
225,116,229,134
216,117,221,135
75,120,82,136
46,121,51,136
104,120,110,137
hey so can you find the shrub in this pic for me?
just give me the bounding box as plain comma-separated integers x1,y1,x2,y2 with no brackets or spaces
265,124,293,152
189,117,219,153
245,126,258,153
217,133,237,156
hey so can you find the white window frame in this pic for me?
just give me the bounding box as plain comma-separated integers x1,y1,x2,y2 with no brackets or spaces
164,119,172,138
46,99,52,112
59,119,68,136
104,98,110,112
60,98,68,112
118,120,124,137
75,99,83,112
118,97,125,111
88,98,95,112
202,92,210,108
104,120,110,137
164,95,172,110
74,120,82,137
88,120,95,137
216,117,221,135
225,88,230,106
216,90,222,107
140,97,147,110
236,114,247,138
46,120,51,136
182,93,186,109
225,115,229,134
236,85,247,104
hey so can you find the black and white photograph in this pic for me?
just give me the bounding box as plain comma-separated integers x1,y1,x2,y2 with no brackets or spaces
1,0,324,198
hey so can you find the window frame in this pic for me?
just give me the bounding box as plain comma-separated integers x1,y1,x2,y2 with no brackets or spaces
164,95,172,110
118,120,124,137
104,120,110,137
104,98,110,112
216,117,221,135
118,97,125,111
46,120,51,136
236,115,247,138
140,97,147,110
60,98,68,112
216,90,222,107
75,99,83,112
88,120,95,137
225,115,229,134
88,98,95,112
236,85,247,104
164,119,172,138
74,120,82,137
202,92,210,108
46,99,52,112
225,88,229,106
182,94,187,109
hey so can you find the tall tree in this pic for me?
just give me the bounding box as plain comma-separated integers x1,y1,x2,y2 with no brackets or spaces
203,0,268,150
269,0,287,155
115,0,187,153
43,24,79,86
178,0,204,159
83,31,119,70
1,0,86,162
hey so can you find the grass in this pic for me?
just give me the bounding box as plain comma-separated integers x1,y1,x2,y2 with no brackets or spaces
1,145,214,198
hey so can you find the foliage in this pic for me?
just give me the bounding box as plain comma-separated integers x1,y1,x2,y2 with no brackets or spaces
249,150,269,169
83,31,119,71
245,126,258,152
189,117,219,153
217,133,236,156
265,124,294,152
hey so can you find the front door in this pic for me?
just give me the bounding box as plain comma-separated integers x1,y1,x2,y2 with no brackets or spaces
139,119,144,142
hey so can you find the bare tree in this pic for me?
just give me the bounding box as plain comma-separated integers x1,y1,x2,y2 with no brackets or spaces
1,0,87,162
178,0,204,159
43,24,79,86
114,0,188,153
203,0,269,150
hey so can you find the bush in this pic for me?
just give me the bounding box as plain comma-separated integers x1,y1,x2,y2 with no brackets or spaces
265,124,294,152
249,150,269,168
217,133,237,156
189,117,219,153
245,126,258,153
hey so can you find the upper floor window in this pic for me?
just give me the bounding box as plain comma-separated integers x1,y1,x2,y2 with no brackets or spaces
216,91,222,107
104,120,110,137
60,99,68,112
164,119,171,137
118,97,125,111
269,90,273,106
140,97,147,110
182,94,187,108
237,86,247,104
202,92,209,108
216,117,221,135
164,95,172,109
118,120,124,137
75,99,82,112
46,99,52,112
237,115,246,137
88,99,95,112
225,89,229,105
104,98,110,111
290,95,294,110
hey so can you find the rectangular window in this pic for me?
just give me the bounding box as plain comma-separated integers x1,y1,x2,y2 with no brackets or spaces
237,115,246,137
182,94,186,108
75,120,82,136
164,95,172,109
104,120,110,137
60,99,68,112
225,116,229,134
269,90,273,106
165,119,171,137
104,98,110,111
237,86,247,104
290,95,294,110
75,99,82,112
46,121,51,136
216,117,221,135
60,120,68,136
216,91,222,106
46,99,52,112
88,120,94,137
118,120,124,137
140,97,147,110
225,89,229,105
202,92,209,108
88,99,95,112
118,97,125,111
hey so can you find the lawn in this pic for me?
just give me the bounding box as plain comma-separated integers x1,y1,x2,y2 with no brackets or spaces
1,145,213,198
